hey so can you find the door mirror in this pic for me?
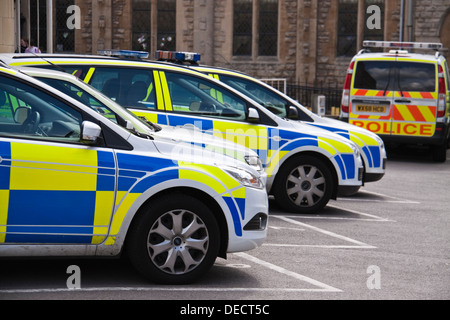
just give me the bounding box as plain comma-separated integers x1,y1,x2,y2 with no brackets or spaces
288,106,299,120
14,106,31,124
247,107,260,122
81,121,101,144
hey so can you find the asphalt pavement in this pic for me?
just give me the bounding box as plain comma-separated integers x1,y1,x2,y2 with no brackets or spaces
0,146,449,305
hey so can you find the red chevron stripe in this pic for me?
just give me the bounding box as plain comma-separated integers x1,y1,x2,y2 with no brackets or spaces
420,92,434,99
408,105,426,122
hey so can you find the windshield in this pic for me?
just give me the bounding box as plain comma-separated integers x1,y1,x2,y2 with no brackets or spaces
218,74,288,117
36,76,159,137
354,61,436,93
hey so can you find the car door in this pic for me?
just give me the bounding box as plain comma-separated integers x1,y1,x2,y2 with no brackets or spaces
0,73,116,244
156,70,272,165
350,59,394,136
391,60,438,137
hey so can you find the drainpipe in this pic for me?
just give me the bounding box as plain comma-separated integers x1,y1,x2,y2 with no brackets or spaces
407,0,414,42
399,0,405,42
46,0,53,53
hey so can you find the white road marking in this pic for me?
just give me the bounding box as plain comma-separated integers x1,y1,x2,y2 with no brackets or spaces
268,216,377,249
0,286,340,294
337,190,420,204
234,252,342,292
269,226,305,231
326,204,394,222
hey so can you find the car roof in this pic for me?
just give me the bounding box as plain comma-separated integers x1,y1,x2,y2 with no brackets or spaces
0,53,210,77
352,50,445,64
0,63,127,133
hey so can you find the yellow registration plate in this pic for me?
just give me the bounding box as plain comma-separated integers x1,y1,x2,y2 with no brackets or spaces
356,105,387,113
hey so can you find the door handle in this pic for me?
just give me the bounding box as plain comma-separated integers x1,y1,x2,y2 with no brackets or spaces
395,98,411,103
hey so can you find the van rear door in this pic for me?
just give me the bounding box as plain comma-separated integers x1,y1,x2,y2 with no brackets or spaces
350,60,395,135
390,61,438,137
350,59,438,138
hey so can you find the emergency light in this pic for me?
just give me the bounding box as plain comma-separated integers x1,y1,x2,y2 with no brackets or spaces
155,50,201,64
97,50,149,59
363,41,443,50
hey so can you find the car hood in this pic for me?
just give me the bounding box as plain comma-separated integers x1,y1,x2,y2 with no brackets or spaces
304,115,384,146
284,119,360,147
151,124,262,171
150,132,262,177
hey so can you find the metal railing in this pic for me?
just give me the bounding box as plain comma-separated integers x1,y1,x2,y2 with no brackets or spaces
261,79,342,117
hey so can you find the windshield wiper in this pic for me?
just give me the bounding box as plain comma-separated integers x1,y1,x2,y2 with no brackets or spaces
383,65,394,96
137,116,162,132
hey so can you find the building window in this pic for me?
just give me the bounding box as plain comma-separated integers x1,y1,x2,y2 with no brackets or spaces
157,0,176,51
233,0,253,56
30,0,47,52
258,0,278,56
55,0,75,52
132,0,151,52
233,0,278,57
337,0,358,57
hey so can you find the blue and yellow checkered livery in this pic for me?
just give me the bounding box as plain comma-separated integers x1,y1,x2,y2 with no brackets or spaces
0,140,248,245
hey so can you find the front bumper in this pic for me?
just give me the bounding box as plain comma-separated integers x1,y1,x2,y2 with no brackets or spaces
224,186,269,253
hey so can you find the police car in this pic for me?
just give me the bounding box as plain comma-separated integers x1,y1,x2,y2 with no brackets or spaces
340,41,450,162
183,62,386,192
0,52,364,214
0,64,268,284
17,66,265,176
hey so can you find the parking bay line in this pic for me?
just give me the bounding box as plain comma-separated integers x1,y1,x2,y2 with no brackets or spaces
0,252,343,295
234,252,342,292
0,286,340,295
337,190,420,204
265,215,377,249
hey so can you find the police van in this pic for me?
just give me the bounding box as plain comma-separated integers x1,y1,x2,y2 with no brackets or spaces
0,64,268,284
0,52,364,214
340,41,450,162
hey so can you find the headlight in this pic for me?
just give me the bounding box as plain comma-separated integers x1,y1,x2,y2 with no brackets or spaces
244,155,264,172
349,141,360,158
222,166,265,189
374,135,385,149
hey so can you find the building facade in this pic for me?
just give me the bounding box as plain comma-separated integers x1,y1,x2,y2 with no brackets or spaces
2,0,450,87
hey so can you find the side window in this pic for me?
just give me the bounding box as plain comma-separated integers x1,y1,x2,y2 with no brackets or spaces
36,77,119,124
0,75,82,142
220,75,288,117
0,89,30,124
164,71,248,121
89,67,157,110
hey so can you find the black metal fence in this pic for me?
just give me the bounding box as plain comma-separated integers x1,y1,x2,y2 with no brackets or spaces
286,82,343,116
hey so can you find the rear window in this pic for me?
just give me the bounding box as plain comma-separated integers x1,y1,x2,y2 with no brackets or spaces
354,61,436,92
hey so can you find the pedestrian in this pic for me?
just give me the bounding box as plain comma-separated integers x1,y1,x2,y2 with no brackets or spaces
18,38,27,53
24,38,41,54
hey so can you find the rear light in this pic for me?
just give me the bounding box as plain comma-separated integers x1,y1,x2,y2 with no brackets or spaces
437,65,447,118
341,61,354,114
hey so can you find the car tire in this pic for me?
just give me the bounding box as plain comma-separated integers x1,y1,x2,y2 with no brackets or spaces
273,155,334,214
338,185,361,197
126,193,220,284
432,141,447,163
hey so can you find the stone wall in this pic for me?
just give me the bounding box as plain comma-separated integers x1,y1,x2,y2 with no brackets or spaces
0,0,15,53
414,0,448,43
59,0,450,87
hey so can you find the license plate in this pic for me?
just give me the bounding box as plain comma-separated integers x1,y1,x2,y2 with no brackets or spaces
356,105,387,113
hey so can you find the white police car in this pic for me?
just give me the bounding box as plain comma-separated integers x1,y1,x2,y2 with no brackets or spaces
1,52,364,214
17,66,265,176
188,63,387,193
0,64,268,284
